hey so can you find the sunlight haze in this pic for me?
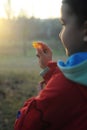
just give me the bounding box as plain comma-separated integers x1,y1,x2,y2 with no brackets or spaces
0,0,62,19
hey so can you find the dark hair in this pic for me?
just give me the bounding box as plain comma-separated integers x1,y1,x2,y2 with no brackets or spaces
62,0,87,25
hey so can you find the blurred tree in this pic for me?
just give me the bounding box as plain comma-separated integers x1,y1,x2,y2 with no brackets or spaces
4,0,12,19
0,17,62,53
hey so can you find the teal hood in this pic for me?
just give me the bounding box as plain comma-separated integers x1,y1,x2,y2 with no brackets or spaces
57,52,87,86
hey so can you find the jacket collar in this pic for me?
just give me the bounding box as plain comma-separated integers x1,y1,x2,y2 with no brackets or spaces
57,52,87,86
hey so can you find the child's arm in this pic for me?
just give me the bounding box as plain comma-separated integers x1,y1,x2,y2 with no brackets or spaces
14,42,57,130
14,97,50,130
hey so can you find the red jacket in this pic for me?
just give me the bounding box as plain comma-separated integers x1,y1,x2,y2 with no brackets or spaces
14,61,87,130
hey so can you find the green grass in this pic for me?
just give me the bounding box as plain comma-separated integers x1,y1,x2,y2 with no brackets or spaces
0,39,66,130
0,72,40,130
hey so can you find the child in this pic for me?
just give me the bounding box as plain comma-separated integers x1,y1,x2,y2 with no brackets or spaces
14,0,87,129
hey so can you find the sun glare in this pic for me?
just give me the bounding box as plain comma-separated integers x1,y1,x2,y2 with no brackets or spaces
0,1,6,18
0,0,62,19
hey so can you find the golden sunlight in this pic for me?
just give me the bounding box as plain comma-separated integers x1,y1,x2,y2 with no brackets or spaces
0,1,6,18
0,0,62,19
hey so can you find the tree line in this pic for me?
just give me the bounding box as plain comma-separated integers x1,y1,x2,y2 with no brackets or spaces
0,17,62,42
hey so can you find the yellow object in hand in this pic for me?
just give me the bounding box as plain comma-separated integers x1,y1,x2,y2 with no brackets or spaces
32,41,42,49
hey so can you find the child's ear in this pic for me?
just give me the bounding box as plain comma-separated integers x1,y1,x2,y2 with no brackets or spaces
83,21,87,42
83,36,87,42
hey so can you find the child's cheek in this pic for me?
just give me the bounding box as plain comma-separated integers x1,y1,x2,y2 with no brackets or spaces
60,28,66,45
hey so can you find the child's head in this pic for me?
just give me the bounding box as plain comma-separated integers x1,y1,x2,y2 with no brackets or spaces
62,0,87,26
59,0,87,56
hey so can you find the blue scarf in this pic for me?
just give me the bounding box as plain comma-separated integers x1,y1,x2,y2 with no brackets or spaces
58,52,87,67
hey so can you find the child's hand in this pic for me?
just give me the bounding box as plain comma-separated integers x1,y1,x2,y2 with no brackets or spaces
33,41,52,69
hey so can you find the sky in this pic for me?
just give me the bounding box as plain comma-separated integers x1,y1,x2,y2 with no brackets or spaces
0,0,62,19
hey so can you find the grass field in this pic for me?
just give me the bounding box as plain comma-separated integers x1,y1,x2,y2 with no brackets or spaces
0,39,66,130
